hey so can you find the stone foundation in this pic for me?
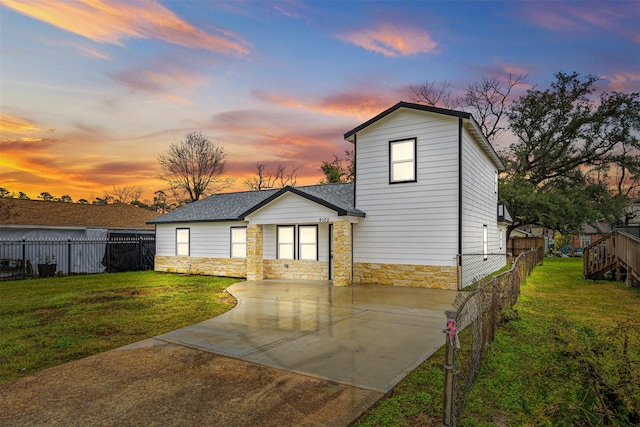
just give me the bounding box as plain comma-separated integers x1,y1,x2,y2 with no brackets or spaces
263,259,329,280
154,256,246,278
353,262,458,290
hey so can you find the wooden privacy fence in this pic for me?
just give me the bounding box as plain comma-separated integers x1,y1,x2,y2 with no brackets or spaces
508,236,544,257
584,231,640,287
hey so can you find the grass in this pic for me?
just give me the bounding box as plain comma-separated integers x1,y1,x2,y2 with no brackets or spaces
0,271,239,384
356,258,640,426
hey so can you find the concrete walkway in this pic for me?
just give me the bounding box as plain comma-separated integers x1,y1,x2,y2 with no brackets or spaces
156,280,458,393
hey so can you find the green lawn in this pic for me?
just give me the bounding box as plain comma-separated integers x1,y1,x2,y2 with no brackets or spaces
0,271,239,384
357,258,640,426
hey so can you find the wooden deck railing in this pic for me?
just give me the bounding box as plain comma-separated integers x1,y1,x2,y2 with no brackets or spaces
584,231,640,287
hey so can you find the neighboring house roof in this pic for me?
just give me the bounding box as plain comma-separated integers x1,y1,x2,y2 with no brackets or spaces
148,183,364,225
0,198,156,230
343,101,505,171
580,222,612,235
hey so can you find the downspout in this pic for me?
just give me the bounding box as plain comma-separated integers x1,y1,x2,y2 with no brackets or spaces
353,133,357,208
458,118,463,264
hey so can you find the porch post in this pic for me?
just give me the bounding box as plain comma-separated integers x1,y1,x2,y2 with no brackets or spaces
332,219,352,287
246,224,263,281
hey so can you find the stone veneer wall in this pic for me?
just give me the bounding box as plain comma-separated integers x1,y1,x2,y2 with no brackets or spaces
332,220,352,286
154,256,246,278
352,262,459,290
263,259,329,280
246,224,264,281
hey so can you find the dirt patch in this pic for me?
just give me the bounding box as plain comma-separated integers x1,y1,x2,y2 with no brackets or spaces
0,342,382,427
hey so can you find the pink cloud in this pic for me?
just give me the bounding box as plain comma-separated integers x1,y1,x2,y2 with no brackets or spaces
252,88,403,120
605,71,640,92
338,24,438,57
0,0,250,55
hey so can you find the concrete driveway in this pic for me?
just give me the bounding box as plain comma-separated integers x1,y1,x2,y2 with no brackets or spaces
1,280,457,427
156,280,458,393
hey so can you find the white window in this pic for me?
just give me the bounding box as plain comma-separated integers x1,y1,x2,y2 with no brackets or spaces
390,138,416,183
231,227,247,258
483,225,488,260
176,228,190,256
299,225,318,261
579,235,590,248
495,171,499,194
277,226,295,260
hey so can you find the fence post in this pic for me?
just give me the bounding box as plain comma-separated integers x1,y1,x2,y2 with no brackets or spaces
67,238,72,276
21,238,26,279
443,309,458,427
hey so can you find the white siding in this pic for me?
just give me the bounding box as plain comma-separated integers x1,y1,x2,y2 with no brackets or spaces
155,221,247,258
460,129,506,287
353,109,459,265
246,192,339,224
461,130,500,254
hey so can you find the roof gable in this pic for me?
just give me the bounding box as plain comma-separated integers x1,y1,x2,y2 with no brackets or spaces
0,199,156,229
344,101,504,171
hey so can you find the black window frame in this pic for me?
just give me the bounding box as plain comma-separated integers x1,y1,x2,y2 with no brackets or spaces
176,228,190,257
276,225,296,260
298,225,319,261
230,226,248,258
389,137,417,184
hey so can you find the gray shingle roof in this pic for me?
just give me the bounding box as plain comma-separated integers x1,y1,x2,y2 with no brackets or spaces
148,183,363,224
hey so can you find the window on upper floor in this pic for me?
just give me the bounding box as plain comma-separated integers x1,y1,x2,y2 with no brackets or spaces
277,225,295,260
231,226,247,258
176,228,190,256
389,138,416,183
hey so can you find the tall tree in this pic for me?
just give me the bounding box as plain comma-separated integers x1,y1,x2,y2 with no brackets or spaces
105,185,143,204
411,72,527,142
501,72,640,237
319,150,354,184
158,131,233,204
38,192,54,201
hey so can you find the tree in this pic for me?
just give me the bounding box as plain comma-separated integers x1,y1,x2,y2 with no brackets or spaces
38,192,54,201
158,131,233,203
319,150,354,184
411,72,527,142
105,185,143,204
245,164,298,190
500,72,640,237
17,192,29,200
77,199,89,204
59,195,73,203
0,188,13,198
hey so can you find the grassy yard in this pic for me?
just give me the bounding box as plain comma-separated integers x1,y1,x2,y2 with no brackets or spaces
357,258,640,426
0,271,239,384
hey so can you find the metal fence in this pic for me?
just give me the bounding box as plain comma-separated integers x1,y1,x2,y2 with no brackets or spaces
0,236,156,280
443,248,543,427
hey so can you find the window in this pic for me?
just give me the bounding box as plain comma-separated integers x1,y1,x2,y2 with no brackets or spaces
390,138,416,183
277,225,295,260
483,225,488,260
176,228,190,256
299,225,318,261
494,171,499,194
231,227,247,258
579,234,590,248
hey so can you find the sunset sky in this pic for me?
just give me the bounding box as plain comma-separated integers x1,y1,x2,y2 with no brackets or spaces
1,0,639,203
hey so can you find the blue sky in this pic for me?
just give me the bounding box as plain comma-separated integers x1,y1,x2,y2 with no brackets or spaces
1,0,638,202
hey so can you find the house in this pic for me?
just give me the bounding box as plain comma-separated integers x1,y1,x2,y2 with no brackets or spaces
0,199,157,276
149,102,507,289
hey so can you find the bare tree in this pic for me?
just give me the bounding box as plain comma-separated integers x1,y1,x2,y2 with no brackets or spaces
410,80,460,109
158,131,233,203
245,164,298,190
105,185,143,204
410,72,527,143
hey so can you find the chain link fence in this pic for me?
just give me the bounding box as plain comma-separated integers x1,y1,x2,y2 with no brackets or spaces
443,248,543,426
0,236,155,280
